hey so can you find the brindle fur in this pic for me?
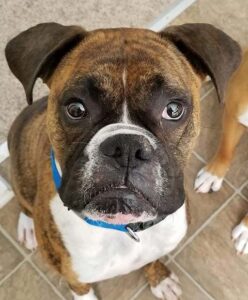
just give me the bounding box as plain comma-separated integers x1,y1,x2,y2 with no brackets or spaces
6,24,241,296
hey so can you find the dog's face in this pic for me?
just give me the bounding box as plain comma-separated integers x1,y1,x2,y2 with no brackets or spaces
6,23,241,225
48,29,200,223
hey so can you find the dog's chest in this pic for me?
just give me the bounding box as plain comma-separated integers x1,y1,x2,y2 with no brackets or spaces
50,195,187,283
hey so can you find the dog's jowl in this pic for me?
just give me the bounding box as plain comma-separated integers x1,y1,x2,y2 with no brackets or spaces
5,23,241,299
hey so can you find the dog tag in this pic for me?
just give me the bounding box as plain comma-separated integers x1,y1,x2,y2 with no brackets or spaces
126,226,140,242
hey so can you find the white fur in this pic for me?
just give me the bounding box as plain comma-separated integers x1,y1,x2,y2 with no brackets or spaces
121,102,130,124
122,68,127,90
17,212,37,250
72,288,98,300
151,272,182,300
232,221,248,255
194,168,223,193
55,158,62,175
238,109,248,127
50,194,187,283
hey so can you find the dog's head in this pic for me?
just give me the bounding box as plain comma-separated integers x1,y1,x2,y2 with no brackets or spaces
5,23,241,226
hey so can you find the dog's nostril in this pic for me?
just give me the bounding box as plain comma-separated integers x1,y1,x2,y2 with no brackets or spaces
113,147,122,158
135,149,145,160
135,148,152,161
100,134,153,167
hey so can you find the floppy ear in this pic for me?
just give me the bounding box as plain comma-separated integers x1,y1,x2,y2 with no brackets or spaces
5,22,87,105
160,23,241,102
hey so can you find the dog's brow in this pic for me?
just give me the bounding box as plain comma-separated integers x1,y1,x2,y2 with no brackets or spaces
60,75,104,99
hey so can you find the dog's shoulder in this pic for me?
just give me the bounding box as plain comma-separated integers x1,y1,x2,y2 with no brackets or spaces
8,96,48,148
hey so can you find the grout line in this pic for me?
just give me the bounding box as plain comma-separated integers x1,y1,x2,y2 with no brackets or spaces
0,248,34,287
171,191,237,258
0,258,27,287
171,259,216,300
129,283,148,300
0,224,27,258
192,150,205,163
192,151,248,196
148,0,196,31
200,85,214,101
130,256,174,300
28,259,67,300
0,223,66,299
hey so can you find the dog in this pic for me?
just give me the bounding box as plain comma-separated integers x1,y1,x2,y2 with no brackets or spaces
194,49,248,256
5,22,241,299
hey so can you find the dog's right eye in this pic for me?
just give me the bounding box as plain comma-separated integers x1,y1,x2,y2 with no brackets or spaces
66,102,87,120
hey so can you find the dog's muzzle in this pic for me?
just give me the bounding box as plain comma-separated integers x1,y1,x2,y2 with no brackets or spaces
50,127,185,242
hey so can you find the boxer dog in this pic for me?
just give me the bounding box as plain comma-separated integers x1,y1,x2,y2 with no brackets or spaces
194,50,248,256
5,23,241,299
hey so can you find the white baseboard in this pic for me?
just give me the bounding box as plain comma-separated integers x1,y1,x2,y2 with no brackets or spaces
0,141,9,164
148,0,196,31
0,176,14,208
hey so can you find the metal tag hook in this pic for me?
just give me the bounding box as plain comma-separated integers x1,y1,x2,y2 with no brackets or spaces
126,226,140,242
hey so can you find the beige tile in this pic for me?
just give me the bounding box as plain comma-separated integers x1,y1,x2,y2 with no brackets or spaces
170,0,248,48
193,88,248,189
0,158,10,183
135,262,211,300
0,199,20,239
96,269,146,300
225,135,248,188
176,196,248,300
0,262,62,300
0,232,24,281
33,250,147,300
194,89,223,161
241,183,248,200
32,251,72,300
0,198,29,253
171,154,234,254
185,155,234,235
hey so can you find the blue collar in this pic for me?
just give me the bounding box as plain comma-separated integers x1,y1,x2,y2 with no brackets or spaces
50,149,139,241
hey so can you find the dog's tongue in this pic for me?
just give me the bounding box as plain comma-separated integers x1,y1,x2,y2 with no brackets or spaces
100,213,136,224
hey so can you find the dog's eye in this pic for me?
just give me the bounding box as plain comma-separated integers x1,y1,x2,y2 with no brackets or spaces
162,101,185,120
66,102,86,119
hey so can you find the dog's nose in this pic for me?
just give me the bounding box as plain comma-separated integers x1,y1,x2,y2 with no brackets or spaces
99,134,153,168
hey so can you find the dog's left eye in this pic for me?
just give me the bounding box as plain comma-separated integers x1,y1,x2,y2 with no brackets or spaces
66,102,86,120
162,101,185,120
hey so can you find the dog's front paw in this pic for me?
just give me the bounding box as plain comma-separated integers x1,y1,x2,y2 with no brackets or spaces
72,289,98,300
17,212,37,251
232,221,248,255
150,272,182,300
194,168,223,193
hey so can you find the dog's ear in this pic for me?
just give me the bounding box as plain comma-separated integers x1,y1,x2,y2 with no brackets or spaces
5,22,87,105
160,23,241,102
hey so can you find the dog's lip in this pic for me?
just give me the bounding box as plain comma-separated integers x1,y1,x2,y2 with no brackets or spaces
82,212,155,224
79,184,157,223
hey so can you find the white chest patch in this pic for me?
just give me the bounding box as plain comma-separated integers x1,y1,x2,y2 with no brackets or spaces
50,195,187,283
238,109,248,127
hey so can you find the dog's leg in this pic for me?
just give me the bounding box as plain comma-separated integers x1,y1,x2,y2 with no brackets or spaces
194,110,245,193
70,284,98,300
17,211,37,251
144,260,182,300
232,214,248,255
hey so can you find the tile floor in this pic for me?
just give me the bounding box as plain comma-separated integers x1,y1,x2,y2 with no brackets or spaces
1,0,248,299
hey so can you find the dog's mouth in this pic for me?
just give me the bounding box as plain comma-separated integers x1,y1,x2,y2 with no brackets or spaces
77,185,157,225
